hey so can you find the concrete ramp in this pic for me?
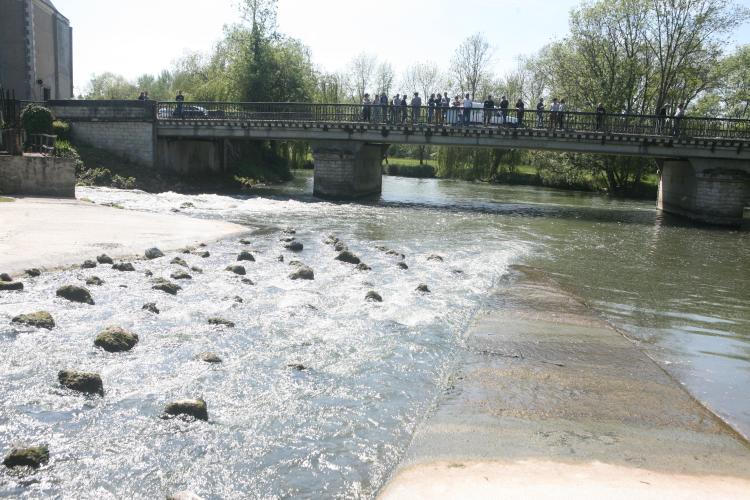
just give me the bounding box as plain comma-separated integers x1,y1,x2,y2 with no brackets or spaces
380,266,750,499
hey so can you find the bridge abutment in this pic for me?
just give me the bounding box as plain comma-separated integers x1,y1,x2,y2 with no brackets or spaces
311,141,388,199
658,159,750,226
156,138,227,174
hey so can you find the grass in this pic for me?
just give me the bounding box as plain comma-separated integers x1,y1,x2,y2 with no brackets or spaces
0,196,15,202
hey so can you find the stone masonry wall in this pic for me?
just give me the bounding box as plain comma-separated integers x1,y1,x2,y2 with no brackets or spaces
0,155,76,197
72,122,154,166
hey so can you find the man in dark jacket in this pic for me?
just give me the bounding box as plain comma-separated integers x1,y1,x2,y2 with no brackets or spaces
483,95,495,126
499,95,509,125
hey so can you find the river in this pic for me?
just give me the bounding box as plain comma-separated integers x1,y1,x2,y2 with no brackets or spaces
1,171,747,498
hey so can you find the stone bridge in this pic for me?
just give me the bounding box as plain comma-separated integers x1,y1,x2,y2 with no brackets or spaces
47,100,750,226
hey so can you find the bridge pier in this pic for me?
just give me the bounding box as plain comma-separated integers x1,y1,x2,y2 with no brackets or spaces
658,159,750,226
311,141,388,199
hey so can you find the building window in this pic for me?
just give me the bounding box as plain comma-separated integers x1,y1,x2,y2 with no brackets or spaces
43,87,51,101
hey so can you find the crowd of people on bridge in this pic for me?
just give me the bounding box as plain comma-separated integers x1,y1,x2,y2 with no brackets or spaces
360,91,688,136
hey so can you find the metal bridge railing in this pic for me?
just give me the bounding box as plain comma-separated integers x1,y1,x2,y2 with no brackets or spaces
155,101,750,140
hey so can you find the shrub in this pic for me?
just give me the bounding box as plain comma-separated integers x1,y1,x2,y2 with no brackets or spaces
20,104,54,135
52,120,71,141
54,139,84,174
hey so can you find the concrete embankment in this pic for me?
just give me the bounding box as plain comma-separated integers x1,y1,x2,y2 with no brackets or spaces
380,266,750,499
0,197,248,276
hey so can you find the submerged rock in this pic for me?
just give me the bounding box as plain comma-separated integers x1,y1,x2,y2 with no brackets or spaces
280,237,295,243
397,262,409,270
25,268,41,278
85,276,104,286
190,266,203,274
289,266,314,280
2,445,49,469
163,399,208,421
416,284,431,293
356,263,371,271
180,202,195,209
152,278,181,295
112,262,135,272
170,271,192,280
208,317,235,328
0,273,11,281
365,291,383,302
11,311,55,330
239,238,252,245
233,296,243,303
142,302,160,314
144,270,154,277
323,234,338,245
171,257,188,268
144,247,164,260
335,250,361,265
179,246,195,254
285,241,303,252
225,265,246,276
237,251,255,262
0,281,23,291
198,352,223,363
56,285,94,305
58,370,104,396
94,326,139,352
195,251,210,259
277,255,284,262
333,241,347,252
386,250,405,259
81,260,97,269
427,254,444,262
96,254,114,265
241,278,255,285
287,363,307,371
283,228,296,235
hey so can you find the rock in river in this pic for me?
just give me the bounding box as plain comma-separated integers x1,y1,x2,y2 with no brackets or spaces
112,262,135,272
289,266,314,280
198,352,222,363
0,281,23,291
152,278,181,295
96,254,114,264
357,263,371,271
163,399,208,421
85,276,104,286
335,250,361,265
195,251,210,259
81,260,97,269
145,247,164,259
365,291,383,302
0,273,11,281
170,271,192,280
427,254,444,262
58,370,104,396
142,302,160,314
167,491,204,500
3,445,49,469
397,262,409,270
416,284,431,293
237,250,255,262
94,326,139,352
225,265,246,276
25,268,41,277
333,241,347,252
171,257,188,268
208,317,235,328
285,241,303,252
56,285,94,305
11,311,55,330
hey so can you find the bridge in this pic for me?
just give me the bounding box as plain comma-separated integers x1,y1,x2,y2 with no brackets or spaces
47,100,750,226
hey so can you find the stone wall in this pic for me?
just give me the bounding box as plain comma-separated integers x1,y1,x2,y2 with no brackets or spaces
156,138,224,174
0,154,75,197
312,141,387,199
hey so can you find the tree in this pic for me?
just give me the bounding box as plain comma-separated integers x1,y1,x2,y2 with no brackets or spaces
451,33,493,99
84,72,138,100
401,61,444,99
347,52,378,103
374,62,395,97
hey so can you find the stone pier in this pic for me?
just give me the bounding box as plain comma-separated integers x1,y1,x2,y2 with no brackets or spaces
311,141,388,199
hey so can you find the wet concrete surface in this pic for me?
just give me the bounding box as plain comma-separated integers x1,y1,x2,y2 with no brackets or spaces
380,265,750,498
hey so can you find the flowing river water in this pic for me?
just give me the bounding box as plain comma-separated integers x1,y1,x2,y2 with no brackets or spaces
1,171,748,498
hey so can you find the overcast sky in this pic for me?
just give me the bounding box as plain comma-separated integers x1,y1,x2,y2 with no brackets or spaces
55,0,750,96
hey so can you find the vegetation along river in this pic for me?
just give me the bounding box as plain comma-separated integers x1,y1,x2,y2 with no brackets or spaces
1,171,747,498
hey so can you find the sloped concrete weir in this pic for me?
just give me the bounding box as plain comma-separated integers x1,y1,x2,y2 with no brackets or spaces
311,141,389,199
380,266,750,499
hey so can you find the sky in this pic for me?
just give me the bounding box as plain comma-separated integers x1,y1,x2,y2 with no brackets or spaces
54,0,750,96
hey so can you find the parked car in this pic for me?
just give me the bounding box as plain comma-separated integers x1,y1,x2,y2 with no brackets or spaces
444,103,518,126
175,105,208,119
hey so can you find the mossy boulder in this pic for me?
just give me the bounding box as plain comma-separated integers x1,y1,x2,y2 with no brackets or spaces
289,266,314,280
190,266,203,274
284,241,303,252
11,311,55,329
171,257,188,268
94,326,138,352
81,260,97,269
85,276,104,286
195,251,210,258
112,262,135,272
56,285,94,305
336,250,361,265
58,370,104,396
163,399,208,421
152,278,181,295
3,445,49,469
198,352,222,363
365,291,383,302
96,254,113,264
145,247,164,260
0,281,23,291
0,273,12,281
170,271,192,280
25,268,41,278
208,317,235,328
142,302,159,314
225,265,246,276
237,251,255,262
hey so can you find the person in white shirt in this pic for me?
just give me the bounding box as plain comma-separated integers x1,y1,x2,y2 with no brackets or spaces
549,98,560,130
463,93,472,125
673,103,685,136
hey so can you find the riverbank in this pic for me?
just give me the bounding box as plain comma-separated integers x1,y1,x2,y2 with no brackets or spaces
0,196,248,276
380,265,750,499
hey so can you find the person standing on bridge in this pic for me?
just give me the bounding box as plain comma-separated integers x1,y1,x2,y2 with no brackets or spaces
411,92,422,124
362,93,372,122
428,94,436,124
400,94,408,124
558,99,566,130
175,90,185,118
483,95,495,126
137,91,146,101
657,105,668,134
536,98,545,128
516,99,525,128
463,93,473,126
392,94,400,124
673,103,685,137
596,103,606,131
549,98,560,130
499,95,509,125
380,93,388,123
441,92,450,125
